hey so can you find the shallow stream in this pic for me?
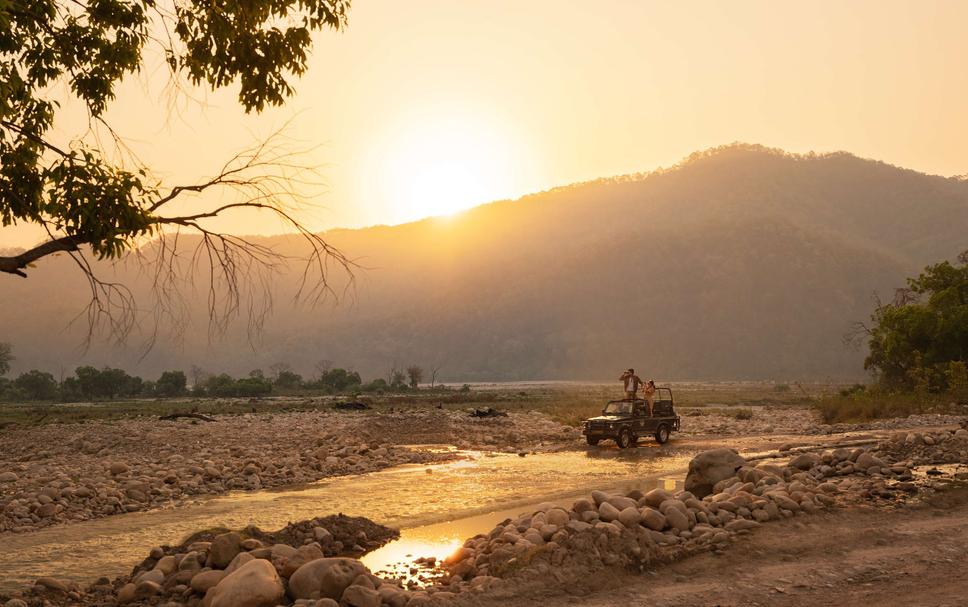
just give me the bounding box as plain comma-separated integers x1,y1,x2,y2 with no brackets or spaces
0,445,694,592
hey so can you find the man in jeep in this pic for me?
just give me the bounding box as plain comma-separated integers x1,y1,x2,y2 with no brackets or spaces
619,368,644,401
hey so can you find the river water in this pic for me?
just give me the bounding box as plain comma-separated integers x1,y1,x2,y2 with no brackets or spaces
0,445,694,592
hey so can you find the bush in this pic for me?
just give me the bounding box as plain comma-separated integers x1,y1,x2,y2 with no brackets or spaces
773,383,791,393
14,370,58,400
202,374,272,397
838,383,867,398
361,378,388,393
732,408,753,420
812,388,957,424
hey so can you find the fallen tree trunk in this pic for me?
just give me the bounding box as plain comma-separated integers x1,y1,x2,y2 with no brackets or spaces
159,413,217,422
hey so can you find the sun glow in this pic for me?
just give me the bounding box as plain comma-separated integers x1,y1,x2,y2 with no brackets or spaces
371,113,529,222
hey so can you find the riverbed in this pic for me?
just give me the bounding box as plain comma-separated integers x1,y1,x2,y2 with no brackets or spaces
0,445,695,591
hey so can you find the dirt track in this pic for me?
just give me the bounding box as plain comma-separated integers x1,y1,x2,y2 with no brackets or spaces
461,486,968,607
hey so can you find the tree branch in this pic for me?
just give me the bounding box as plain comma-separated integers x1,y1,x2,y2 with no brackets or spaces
0,236,81,277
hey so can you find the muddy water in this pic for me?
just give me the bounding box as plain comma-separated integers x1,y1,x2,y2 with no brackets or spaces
0,446,694,592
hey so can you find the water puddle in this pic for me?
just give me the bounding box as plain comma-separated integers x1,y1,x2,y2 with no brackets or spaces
0,445,694,592
361,475,683,587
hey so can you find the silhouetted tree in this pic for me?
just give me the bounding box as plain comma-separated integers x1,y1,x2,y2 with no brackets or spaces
156,370,188,397
14,370,58,400
311,368,361,392
0,0,354,343
406,365,424,389
0,342,11,376
274,370,304,389
269,362,293,381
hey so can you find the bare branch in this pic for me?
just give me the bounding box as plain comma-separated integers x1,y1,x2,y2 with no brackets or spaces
0,236,81,277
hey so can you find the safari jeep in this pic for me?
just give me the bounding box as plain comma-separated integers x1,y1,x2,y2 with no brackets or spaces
582,387,680,448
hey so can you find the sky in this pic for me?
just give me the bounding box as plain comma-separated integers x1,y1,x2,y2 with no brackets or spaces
6,0,968,249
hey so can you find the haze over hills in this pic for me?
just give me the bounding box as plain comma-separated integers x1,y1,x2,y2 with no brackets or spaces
2,144,966,382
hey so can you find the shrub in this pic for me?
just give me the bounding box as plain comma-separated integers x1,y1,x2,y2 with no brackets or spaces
156,370,188,397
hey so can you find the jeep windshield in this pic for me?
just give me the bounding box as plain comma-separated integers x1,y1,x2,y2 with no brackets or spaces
602,401,633,415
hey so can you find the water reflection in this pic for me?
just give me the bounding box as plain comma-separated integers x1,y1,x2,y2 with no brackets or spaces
0,446,694,592
361,473,684,587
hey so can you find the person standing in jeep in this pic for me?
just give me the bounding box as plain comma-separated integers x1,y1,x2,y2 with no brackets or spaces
619,368,643,400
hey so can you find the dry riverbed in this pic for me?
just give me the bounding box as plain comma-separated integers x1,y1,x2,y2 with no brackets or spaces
0,408,578,533
2,419,966,607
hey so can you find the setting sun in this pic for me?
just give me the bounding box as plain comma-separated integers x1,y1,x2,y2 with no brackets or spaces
368,112,531,222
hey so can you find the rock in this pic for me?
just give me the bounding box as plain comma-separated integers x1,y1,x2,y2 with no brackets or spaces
0,472,18,482
606,496,638,511
855,452,886,471
685,449,747,498
4,599,28,607
545,508,570,526
117,582,137,604
663,506,690,532
565,520,592,533
617,506,641,528
288,558,367,601
598,501,621,522
639,507,666,531
209,532,243,568
725,519,760,532
136,568,165,585
203,559,284,607
281,544,326,577
642,488,674,508
155,555,177,575
191,570,226,593
35,503,58,518
109,462,130,476
341,585,381,607
134,580,162,598
788,453,821,470
377,584,409,607
34,577,69,593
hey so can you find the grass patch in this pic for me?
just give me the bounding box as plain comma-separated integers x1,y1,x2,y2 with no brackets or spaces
813,390,962,424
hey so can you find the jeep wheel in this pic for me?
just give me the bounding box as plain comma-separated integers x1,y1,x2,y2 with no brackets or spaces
654,425,670,445
586,436,600,446
616,428,632,449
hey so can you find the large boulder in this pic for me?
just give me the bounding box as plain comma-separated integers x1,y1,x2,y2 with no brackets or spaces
288,558,367,601
685,449,747,498
203,559,283,607
208,532,243,569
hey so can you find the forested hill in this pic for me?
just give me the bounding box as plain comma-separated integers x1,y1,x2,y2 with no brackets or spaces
4,144,967,381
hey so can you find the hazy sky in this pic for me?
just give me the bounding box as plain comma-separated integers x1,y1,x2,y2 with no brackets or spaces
6,0,968,248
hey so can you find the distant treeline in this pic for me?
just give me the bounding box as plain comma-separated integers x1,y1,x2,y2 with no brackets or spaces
0,357,438,402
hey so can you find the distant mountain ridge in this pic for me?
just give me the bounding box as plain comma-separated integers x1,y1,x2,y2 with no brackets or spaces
2,144,966,381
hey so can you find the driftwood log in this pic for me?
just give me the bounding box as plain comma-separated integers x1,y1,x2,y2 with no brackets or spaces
159,413,217,422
